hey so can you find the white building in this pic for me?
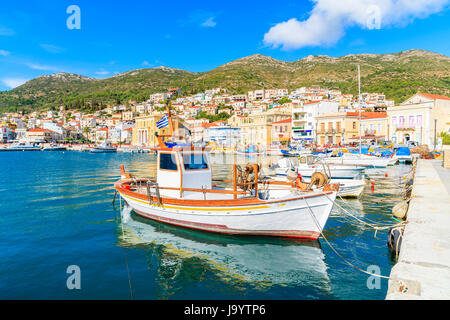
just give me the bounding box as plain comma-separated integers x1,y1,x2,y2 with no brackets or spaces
292,100,339,143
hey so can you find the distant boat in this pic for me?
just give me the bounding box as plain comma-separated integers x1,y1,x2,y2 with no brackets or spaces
42,143,67,151
2,142,41,151
394,147,413,164
88,142,117,153
274,156,366,179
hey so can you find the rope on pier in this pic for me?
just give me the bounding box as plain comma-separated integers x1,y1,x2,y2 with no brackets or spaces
304,197,399,280
321,191,407,232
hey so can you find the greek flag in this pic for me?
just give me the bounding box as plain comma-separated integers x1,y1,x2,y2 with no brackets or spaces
156,114,169,129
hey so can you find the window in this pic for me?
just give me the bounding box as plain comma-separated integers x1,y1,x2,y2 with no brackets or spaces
417,115,423,126
391,116,397,128
183,153,208,170
159,153,178,171
409,115,415,127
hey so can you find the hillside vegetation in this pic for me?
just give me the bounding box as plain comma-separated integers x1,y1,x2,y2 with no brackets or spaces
1,49,449,112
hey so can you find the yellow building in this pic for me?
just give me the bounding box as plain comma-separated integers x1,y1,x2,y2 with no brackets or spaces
132,113,183,147
316,111,387,145
387,93,450,147
237,108,291,146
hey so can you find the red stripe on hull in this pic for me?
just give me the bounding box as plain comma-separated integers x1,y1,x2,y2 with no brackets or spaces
131,208,320,240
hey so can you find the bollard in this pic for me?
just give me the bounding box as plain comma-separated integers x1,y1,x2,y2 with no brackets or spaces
371,182,375,193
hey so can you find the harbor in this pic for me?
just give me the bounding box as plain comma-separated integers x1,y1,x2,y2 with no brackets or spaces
0,150,416,299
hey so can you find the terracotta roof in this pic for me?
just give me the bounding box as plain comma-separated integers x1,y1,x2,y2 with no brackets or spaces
273,118,292,124
346,111,387,119
27,128,47,133
417,92,450,101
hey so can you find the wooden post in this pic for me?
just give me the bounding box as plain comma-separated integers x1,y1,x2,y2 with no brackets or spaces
233,164,237,200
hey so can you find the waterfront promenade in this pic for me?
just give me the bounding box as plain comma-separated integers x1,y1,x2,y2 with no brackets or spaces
386,159,450,299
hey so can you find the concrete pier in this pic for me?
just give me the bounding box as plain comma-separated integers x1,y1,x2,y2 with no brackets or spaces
386,159,450,299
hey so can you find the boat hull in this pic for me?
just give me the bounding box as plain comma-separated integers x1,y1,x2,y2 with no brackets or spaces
118,190,336,240
276,167,363,179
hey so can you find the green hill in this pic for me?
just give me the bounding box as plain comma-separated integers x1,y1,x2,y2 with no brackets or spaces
1,49,449,112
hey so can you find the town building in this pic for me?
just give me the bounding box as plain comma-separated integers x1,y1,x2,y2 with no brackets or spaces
387,93,450,147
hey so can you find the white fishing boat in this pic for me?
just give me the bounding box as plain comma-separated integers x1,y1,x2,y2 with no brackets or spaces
42,143,67,151
4,142,41,151
321,152,396,167
274,156,366,179
269,173,365,198
88,142,117,153
114,95,339,240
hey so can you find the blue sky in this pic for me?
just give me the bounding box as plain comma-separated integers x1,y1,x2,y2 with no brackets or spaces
0,0,449,91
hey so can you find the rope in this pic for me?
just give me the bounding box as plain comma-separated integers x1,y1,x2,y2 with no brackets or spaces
119,196,134,300
322,191,406,230
304,197,398,280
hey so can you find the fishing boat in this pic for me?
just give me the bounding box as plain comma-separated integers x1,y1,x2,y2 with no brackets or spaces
269,175,365,198
393,147,413,164
42,143,67,151
274,156,366,179
88,142,117,153
236,145,264,156
321,152,396,167
114,95,340,240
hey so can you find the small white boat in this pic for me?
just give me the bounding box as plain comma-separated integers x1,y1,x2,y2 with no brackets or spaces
5,142,41,151
321,153,395,167
88,142,117,153
42,143,67,151
274,156,366,179
270,174,365,198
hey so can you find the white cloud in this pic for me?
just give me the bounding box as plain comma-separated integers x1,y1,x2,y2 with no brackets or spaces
40,44,65,53
201,17,217,27
2,78,28,89
263,0,449,50
27,63,60,71
94,71,110,75
0,49,10,56
142,61,153,67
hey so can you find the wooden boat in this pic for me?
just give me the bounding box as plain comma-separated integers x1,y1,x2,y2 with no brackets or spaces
114,96,339,240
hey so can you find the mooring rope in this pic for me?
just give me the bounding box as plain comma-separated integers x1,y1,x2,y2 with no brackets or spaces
304,197,398,280
119,196,134,300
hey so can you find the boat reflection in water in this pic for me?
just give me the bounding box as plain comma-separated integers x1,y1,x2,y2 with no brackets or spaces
116,204,332,298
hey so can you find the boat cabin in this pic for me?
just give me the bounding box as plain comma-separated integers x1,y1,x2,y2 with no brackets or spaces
157,148,212,198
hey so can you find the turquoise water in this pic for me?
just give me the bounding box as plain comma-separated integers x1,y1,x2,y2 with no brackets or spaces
0,151,411,299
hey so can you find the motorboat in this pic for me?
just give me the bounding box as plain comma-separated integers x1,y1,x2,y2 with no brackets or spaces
114,98,339,240
3,142,41,151
42,143,67,151
88,142,117,153
274,156,366,179
393,147,413,164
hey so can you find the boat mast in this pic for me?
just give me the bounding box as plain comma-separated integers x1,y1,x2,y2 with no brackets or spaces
166,92,175,136
358,65,361,156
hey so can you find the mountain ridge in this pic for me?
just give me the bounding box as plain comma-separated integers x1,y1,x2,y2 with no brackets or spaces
0,49,449,111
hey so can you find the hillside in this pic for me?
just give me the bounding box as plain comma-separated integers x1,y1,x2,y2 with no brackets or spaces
0,49,449,112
